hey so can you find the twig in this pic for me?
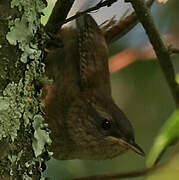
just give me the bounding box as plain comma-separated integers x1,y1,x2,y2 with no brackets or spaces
45,0,75,34
104,0,155,43
100,16,117,32
64,0,118,24
69,168,151,180
125,0,179,106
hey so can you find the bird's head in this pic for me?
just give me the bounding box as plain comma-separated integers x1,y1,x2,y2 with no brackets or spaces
67,96,144,160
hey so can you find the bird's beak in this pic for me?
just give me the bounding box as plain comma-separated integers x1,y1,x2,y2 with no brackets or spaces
107,136,145,156
124,139,145,156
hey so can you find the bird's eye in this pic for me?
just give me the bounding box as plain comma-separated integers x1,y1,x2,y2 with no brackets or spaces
101,119,111,130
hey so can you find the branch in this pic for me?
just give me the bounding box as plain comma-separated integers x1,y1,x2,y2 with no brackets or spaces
125,0,179,106
64,0,118,24
69,168,151,180
104,0,155,43
45,0,75,34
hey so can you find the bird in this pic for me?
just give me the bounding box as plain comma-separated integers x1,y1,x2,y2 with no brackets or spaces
44,14,144,160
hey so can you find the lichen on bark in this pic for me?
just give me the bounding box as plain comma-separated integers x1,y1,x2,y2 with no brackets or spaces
0,0,51,179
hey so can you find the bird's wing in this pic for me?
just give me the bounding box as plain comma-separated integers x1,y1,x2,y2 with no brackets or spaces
76,14,111,92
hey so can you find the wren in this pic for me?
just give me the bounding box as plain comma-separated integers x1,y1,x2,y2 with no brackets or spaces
44,14,144,160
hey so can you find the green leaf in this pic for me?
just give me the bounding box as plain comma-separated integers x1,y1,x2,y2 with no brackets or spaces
146,109,179,167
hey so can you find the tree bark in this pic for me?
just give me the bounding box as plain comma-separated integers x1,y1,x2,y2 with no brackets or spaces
0,0,50,179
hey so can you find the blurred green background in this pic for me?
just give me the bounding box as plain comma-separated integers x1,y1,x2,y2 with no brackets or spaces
42,0,179,179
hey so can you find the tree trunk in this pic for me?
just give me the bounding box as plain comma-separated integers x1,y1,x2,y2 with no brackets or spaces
0,0,50,179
